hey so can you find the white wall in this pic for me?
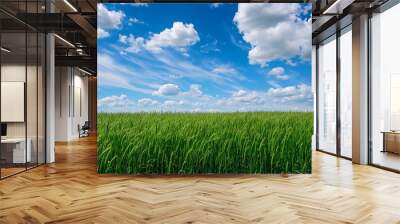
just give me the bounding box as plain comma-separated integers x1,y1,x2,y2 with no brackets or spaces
71,73,89,138
55,66,70,141
55,67,89,141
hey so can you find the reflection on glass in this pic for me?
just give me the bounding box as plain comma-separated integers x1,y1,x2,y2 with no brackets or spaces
0,0,46,178
371,3,400,171
340,28,352,158
38,33,46,165
1,32,27,177
27,31,38,169
390,75,400,130
318,36,337,154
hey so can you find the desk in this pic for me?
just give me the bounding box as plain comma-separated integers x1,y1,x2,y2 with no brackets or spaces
1,138,31,163
381,131,400,154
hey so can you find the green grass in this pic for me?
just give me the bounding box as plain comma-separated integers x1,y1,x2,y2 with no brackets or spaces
97,112,313,174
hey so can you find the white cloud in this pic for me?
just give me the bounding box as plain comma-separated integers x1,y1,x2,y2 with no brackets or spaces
128,17,144,25
98,84,313,113
233,3,311,67
268,67,284,76
119,34,145,53
268,67,289,80
212,84,313,110
210,3,222,8
188,84,203,96
169,74,183,79
119,34,128,44
98,4,125,29
267,84,312,103
267,80,281,88
231,90,260,103
179,85,214,104
145,22,200,53
163,100,184,108
153,83,180,96
129,17,140,23
150,51,245,88
133,3,148,7
97,53,156,94
98,94,133,108
97,28,109,39
212,66,237,75
120,3,148,7
119,22,200,54
138,98,158,106
229,32,249,51
233,89,247,97
200,40,220,53
98,72,152,95
276,75,289,81
97,4,125,38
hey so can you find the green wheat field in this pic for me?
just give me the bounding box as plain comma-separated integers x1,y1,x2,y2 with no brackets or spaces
97,112,313,174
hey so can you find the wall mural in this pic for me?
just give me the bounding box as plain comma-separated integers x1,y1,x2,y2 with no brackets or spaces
97,3,313,174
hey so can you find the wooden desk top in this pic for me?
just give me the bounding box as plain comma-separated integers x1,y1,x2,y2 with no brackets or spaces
1,138,30,143
381,131,400,134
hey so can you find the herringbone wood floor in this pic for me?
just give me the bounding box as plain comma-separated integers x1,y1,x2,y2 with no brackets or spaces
1,135,400,224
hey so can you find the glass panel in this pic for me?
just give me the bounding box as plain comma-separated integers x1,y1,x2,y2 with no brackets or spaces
340,27,352,158
0,1,29,33
371,4,400,171
38,32,45,165
312,46,317,150
0,0,46,178
1,30,27,177
27,30,38,169
318,36,337,154
26,0,40,169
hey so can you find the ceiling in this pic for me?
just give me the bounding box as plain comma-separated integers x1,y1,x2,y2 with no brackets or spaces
1,0,396,73
312,0,390,44
0,0,97,75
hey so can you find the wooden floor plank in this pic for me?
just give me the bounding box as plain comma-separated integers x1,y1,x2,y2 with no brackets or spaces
0,135,400,223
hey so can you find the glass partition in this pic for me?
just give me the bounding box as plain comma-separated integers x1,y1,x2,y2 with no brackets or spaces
1,31,28,177
0,1,46,179
317,35,337,154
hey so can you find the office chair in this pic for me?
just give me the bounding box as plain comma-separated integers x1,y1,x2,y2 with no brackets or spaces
79,121,90,138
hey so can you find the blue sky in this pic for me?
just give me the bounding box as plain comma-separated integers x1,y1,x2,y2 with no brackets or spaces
97,3,312,112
